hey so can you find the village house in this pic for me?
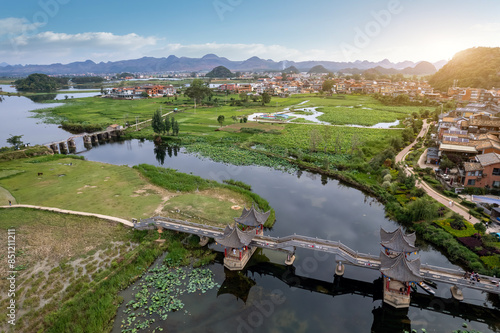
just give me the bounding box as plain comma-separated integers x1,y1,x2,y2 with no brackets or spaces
462,153,500,188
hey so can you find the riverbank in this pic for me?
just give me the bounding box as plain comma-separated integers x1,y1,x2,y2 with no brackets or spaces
0,154,276,332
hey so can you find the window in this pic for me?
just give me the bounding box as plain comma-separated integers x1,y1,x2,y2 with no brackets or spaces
493,168,500,176
467,179,476,185
493,181,500,188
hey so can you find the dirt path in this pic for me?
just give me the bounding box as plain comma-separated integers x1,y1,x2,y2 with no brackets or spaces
0,204,134,227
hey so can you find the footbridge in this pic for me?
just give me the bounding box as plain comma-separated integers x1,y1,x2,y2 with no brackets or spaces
134,216,500,297
44,127,123,154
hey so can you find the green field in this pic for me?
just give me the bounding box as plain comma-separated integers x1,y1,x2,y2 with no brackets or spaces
297,95,423,126
0,155,265,225
250,124,401,157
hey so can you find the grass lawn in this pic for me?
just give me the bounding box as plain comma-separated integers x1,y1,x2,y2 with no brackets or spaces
0,208,135,333
434,219,477,237
0,155,163,220
162,188,251,226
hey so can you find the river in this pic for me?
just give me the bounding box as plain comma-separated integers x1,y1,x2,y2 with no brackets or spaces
2,90,499,332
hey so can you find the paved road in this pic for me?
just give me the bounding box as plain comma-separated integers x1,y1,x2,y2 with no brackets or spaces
0,204,134,227
395,120,487,228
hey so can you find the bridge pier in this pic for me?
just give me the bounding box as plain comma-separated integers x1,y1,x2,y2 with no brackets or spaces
284,246,296,265
199,236,209,246
91,134,98,144
335,261,345,276
59,142,68,154
450,285,464,301
67,139,76,153
49,143,59,153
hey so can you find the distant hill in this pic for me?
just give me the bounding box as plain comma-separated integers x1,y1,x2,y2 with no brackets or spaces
283,66,299,74
308,65,330,74
0,62,9,67
429,47,500,91
205,65,234,78
341,61,436,77
402,61,437,75
0,54,443,76
433,60,448,70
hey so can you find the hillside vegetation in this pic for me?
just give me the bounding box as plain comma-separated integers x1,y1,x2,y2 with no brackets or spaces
429,47,500,91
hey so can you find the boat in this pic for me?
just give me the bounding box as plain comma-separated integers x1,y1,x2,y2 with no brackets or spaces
417,281,435,295
423,279,437,289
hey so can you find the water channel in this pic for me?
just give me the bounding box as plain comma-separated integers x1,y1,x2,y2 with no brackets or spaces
2,89,499,332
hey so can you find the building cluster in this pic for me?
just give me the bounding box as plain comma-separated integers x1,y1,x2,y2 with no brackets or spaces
434,99,500,190
209,75,447,99
105,85,177,99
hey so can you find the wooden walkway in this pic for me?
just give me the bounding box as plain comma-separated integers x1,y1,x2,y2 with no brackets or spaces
135,216,500,295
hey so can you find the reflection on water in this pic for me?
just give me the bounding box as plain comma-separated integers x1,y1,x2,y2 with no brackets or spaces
26,94,58,103
113,251,500,333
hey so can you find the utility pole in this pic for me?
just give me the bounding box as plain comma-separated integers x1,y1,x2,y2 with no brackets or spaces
136,116,138,131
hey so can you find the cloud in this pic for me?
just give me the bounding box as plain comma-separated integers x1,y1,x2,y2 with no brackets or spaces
10,31,158,50
0,31,160,64
472,23,500,32
0,17,42,37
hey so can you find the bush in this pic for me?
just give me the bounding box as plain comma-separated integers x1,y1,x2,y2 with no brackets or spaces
450,213,466,230
444,190,458,198
474,222,487,234
461,200,476,208
240,128,265,134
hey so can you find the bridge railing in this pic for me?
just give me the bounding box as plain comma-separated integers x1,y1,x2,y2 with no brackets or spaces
421,263,466,276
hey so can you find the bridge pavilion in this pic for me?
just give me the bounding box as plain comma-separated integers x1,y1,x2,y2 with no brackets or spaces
379,227,423,308
216,205,270,270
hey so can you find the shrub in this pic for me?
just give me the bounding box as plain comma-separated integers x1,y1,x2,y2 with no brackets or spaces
474,222,486,234
450,213,466,230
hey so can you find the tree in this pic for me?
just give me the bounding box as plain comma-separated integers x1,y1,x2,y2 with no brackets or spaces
402,127,414,143
239,92,248,102
151,110,164,134
141,91,149,98
261,92,271,106
15,73,60,92
231,115,238,123
164,116,171,135
309,128,321,152
172,120,180,136
217,115,225,127
184,79,211,107
474,222,486,234
322,126,332,153
351,134,361,154
7,135,23,149
322,79,335,93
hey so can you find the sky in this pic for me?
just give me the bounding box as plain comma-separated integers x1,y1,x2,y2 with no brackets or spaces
0,0,499,66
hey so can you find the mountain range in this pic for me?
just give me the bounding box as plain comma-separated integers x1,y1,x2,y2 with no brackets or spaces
0,54,445,76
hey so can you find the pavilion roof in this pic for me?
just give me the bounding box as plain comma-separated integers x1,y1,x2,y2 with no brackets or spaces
380,227,418,253
215,224,255,249
380,251,423,282
234,205,270,227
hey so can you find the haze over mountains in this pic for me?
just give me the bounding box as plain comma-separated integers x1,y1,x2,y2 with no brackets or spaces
0,54,444,76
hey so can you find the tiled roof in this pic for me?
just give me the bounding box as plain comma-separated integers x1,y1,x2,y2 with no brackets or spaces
463,162,483,172
439,143,478,153
477,153,500,167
